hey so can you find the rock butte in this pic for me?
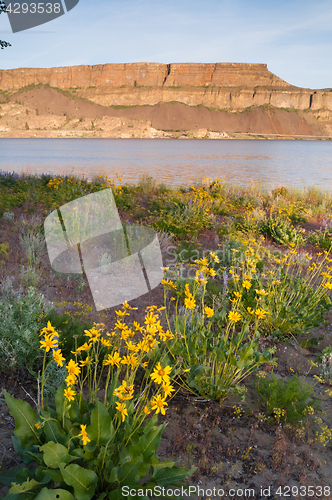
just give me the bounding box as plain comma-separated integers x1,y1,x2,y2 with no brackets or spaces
0,62,331,112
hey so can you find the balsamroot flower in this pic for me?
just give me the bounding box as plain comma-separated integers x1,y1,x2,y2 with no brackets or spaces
151,394,168,415
64,386,76,402
150,362,172,385
53,349,65,367
66,359,81,377
116,402,128,422
40,334,58,352
228,311,241,323
184,297,196,310
204,306,214,318
78,424,91,445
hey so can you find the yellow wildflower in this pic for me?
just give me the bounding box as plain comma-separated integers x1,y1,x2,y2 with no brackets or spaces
64,386,76,402
120,354,139,368
209,252,220,263
53,349,65,367
204,306,214,318
159,330,175,341
228,311,241,323
84,327,101,343
151,394,168,415
103,351,121,367
66,359,81,377
40,334,58,352
115,402,128,422
255,308,268,319
162,383,175,397
115,309,130,317
78,424,91,446
114,380,134,401
242,280,252,290
65,373,77,386
39,321,57,337
184,297,196,309
150,362,172,385
79,356,91,367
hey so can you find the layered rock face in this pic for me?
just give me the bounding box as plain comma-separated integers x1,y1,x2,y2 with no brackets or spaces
0,62,291,90
0,62,331,113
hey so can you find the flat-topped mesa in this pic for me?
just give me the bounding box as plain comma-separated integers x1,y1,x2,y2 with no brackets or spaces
165,63,291,87
0,62,292,91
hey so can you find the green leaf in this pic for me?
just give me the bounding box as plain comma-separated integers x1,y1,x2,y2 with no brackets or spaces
116,456,143,487
12,437,39,464
39,442,76,468
40,468,64,484
107,489,126,500
149,458,175,470
4,392,40,447
1,492,37,500
86,400,114,450
138,422,166,463
59,463,97,500
9,478,41,494
152,465,197,487
0,467,30,486
35,488,76,500
42,418,67,447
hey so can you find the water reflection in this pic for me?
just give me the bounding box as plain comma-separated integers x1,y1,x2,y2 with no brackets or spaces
0,138,331,189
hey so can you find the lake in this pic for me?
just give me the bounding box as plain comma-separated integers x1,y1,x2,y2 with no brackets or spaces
0,138,332,189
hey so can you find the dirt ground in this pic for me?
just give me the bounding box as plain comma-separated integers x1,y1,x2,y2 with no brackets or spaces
1,203,332,499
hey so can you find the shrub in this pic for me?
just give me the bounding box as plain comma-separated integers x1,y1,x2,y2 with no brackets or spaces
254,372,320,427
0,280,54,371
260,218,305,246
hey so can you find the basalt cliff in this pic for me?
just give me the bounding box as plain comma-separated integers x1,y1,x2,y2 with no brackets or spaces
0,63,331,139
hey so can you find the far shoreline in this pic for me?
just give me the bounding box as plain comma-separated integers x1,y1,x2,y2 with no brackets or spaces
0,131,332,140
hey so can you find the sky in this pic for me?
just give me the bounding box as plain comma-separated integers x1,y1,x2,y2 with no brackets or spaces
0,0,332,89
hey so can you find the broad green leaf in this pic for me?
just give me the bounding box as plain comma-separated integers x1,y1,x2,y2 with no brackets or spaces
12,437,38,464
152,465,197,487
120,443,147,478
67,400,81,423
40,468,64,484
9,478,41,494
59,463,97,500
39,442,76,468
138,423,166,462
86,400,114,450
4,392,40,447
149,457,175,470
2,491,37,500
107,489,126,500
116,456,143,487
35,488,76,500
55,385,66,422
43,419,67,447
0,467,31,486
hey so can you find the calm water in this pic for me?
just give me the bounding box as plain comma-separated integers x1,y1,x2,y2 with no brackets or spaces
0,139,332,189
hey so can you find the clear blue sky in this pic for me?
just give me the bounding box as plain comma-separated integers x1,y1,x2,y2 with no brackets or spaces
1,0,331,89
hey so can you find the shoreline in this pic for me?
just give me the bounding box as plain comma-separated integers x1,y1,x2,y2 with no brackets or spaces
0,131,331,140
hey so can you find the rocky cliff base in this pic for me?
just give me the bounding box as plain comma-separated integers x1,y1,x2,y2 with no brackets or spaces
0,85,331,139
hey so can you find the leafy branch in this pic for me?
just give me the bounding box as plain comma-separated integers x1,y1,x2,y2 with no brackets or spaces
0,0,11,49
